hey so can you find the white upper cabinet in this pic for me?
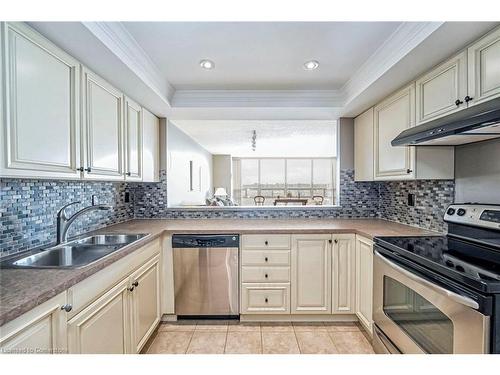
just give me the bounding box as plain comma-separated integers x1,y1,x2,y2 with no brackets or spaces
142,108,160,182
81,68,124,180
124,97,142,181
468,26,500,106
374,83,416,180
291,234,332,314
416,50,468,125
354,107,374,181
0,22,81,179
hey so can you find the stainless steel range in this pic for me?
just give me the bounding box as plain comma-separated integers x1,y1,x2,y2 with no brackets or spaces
373,204,500,354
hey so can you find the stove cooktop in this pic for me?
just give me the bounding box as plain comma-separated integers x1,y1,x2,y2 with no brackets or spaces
375,235,500,293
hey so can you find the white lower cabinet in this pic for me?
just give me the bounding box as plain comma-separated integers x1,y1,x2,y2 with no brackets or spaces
130,255,161,353
355,235,374,335
291,234,332,314
332,234,356,314
0,292,68,354
67,253,161,354
67,278,131,354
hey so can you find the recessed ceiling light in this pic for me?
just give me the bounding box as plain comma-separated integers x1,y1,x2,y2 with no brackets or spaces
199,59,215,70
303,60,319,70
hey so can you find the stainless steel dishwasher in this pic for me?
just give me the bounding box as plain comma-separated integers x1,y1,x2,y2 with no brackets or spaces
172,234,239,317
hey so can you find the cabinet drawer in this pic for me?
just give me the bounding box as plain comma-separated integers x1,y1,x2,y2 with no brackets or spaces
241,250,290,266
241,283,290,314
241,266,290,283
242,235,290,250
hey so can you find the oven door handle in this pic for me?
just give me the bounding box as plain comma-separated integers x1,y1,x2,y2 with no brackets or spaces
374,251,479,310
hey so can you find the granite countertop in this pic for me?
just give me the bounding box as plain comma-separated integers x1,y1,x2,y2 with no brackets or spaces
0,218,438,326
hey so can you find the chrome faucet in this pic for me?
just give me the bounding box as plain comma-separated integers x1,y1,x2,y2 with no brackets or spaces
56,200,112,244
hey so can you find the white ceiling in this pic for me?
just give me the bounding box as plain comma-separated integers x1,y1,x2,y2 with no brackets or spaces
122,22,400,90
171,120,337,157
30,21,499,120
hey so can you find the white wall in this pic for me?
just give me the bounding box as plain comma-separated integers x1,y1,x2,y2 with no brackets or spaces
167,122,213,206
212,155,233,198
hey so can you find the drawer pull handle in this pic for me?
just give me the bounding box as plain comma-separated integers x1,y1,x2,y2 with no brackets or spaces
265,298,268,303
334,239,338,244
60,304,72,312
265,273,269,278
132,281,139,287
264,257,269,262
265,240,269,246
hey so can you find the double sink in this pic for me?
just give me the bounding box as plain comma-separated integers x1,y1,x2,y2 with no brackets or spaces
2,234,148,269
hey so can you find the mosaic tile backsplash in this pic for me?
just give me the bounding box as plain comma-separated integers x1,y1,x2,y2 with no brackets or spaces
0,179,133,256
0,169,455,257
379,179,455,233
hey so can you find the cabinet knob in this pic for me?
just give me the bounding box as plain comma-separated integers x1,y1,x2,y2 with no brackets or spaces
126,172,131,176
265,273,269,279
329,239,332,244
85,167,91,173
132,281,139,287
464,95,473,103
334,239,338,244
455,99,464,106
264,240,269,246
264,257,269,262
128,286,135,292
77,167,84,172
406,169,413,174
61,304,72,312
265,298,268,303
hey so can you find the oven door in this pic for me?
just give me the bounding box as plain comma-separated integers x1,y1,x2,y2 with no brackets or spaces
373,249,490,354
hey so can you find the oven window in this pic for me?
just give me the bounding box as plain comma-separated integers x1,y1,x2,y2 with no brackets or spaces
383,276,453,354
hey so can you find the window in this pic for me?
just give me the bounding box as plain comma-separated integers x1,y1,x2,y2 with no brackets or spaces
233,158,337,206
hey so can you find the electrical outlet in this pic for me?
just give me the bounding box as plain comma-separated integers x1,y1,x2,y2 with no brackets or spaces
407,193,415,207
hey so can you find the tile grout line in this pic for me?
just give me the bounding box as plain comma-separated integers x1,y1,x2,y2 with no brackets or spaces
184,323,197,354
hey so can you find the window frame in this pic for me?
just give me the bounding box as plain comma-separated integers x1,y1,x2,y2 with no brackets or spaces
236,157,337,206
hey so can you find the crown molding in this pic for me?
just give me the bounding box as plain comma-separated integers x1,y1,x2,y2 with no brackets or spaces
82,22,175,105
342,21,444,107
172,89,345,108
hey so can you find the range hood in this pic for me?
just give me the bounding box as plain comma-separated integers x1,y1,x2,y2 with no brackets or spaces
392,97,500,146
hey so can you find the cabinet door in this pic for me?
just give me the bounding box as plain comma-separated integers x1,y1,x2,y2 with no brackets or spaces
354,107,374,181
0,292,67,354
142,108,160,182
332,234,356,314
291,234,332,314
81,67,124,180
0,22,80,179
355,236,373,335
374,83,416,180
67,278,131,354
468,26,500,106
130,256,160,353
124,97,142,181
416,51,468,125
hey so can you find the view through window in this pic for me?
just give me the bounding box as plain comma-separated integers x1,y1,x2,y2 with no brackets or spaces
233,158,337,206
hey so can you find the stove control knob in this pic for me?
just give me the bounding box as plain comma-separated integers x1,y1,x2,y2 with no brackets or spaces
457,208,466,216
446,208,456,215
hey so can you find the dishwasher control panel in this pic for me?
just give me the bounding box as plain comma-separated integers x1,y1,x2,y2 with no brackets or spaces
172,234,239,248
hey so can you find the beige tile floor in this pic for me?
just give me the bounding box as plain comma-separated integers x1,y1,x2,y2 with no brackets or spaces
145,320,375,354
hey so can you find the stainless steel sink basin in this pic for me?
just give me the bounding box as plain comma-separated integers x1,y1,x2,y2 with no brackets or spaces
2,233,149,269
75,234,147,246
